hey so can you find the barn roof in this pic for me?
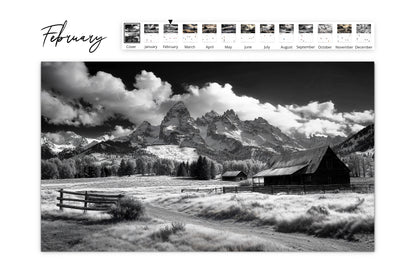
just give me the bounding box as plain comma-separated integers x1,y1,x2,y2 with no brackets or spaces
254,146,330,177
253,164,308,177
222,171,247,177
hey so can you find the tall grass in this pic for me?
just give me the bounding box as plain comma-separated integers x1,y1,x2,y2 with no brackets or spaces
156,192,374,241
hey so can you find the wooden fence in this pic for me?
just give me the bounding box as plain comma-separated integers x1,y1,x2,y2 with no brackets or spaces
222,183,374,195
181,187,223,194
56,189,124,213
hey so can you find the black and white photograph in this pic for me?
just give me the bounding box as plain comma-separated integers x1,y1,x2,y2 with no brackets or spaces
144,24,159,33
279,24,294,33
183,24,197,33
299,24,313,33
241,24,255,33
337,24,352,33
41,62,374,252
221,24,236,33
260,24,274,33
202,24,217,33
318,24,333,33
124,23,140,43
357,24,371,34
164,24,178,33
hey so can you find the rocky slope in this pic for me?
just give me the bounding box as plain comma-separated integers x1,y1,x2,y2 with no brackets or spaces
41,102,374,162
333,124,374,156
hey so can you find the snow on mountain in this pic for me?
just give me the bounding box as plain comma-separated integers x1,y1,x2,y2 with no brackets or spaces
159,101,205,147
195,109,303,153
142,145,198,162
43,102,372,163
126,121,160,145
41,131,89,153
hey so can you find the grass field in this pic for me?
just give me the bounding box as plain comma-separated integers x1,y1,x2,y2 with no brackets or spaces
41,175,374,251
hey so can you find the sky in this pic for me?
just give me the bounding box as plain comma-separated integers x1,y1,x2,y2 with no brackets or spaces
41,62,374,139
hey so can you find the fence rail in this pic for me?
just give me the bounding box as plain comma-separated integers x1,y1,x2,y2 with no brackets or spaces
56,189,124,213
221,183,374,195
181,187,223,194
180,183,374,195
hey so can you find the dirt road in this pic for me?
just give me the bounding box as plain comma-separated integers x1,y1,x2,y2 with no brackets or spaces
145,204,374,252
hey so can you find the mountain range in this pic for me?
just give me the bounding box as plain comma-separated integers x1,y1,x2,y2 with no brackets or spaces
41,101,374,161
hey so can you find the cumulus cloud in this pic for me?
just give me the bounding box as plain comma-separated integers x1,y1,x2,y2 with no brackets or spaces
41,62,374,138
286,101,344,122
41,62,171,126
110,125,134,138
171,83,302,132
344,110,374,124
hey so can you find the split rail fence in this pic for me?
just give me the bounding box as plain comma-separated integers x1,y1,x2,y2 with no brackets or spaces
56,189,124,213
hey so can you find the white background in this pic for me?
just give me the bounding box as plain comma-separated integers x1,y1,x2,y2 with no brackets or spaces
0,0,415,276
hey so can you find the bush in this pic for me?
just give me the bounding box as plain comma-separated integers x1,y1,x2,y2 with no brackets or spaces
239,179,253,187
151,222,186,242
107,197,145,221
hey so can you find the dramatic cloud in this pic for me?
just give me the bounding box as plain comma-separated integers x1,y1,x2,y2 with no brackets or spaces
41,91,79,125
41,62,171,126
41,62,374,138
172,83,302,132
344,110,374,124
110,125,134,138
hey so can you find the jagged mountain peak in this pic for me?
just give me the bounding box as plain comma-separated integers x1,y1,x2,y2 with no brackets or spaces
222,109,240,124
204,110,220,119
168,101,188,112
253,117,268,124
135,120,153,131
159,102,204,146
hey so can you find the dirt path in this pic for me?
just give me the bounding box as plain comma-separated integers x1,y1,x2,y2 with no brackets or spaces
145,204,373,252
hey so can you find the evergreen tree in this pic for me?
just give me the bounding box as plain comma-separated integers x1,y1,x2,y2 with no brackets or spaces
189,161,197,177
200,157,211,180
185,161,190,176
176,162,187,176
118,159,127,176
196,156,203,178
210,161,216,179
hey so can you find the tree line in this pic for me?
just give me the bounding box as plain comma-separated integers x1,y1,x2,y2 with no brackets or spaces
41,155,182,180
342,153,375,178
41,154,268,180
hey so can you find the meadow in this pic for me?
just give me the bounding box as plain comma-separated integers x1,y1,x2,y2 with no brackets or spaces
41,175,374,251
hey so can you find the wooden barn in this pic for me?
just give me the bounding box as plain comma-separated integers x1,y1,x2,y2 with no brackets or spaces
253,146,350,186
222,171,248,181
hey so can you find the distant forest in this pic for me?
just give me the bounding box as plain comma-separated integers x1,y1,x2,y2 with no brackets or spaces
41,155,268,180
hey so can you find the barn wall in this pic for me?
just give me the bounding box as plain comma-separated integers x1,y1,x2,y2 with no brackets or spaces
313,150,350,185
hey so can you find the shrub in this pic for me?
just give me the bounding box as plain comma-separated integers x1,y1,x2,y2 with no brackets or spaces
239,179,253,187
151,222,186,242
107,197,145,221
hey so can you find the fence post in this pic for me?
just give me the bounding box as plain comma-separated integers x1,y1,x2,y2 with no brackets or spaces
252,186,255,192
84,191,88,214
303,184,306,194
235,186,238,193
59,189,63,211
223,187,225,194
271,186,273,195
322,184,326,194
